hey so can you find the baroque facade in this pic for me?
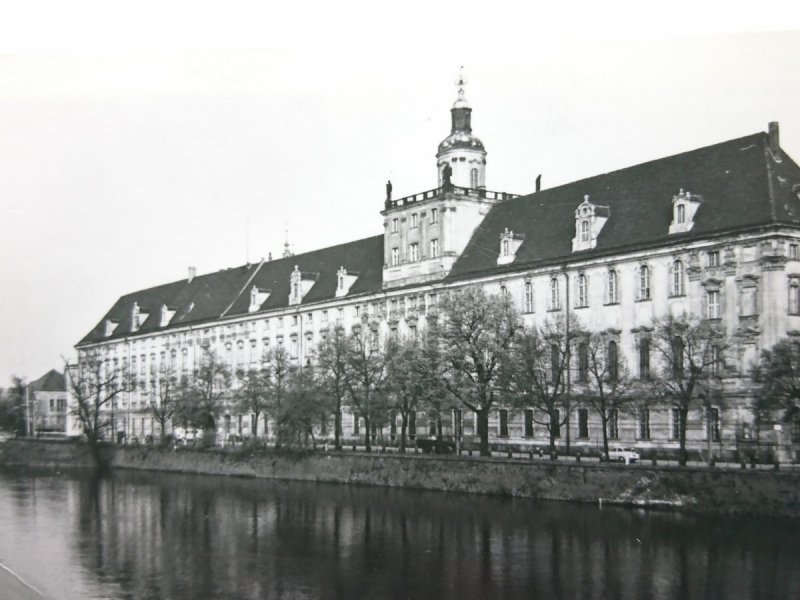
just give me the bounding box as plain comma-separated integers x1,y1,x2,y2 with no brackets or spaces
71,76,800,459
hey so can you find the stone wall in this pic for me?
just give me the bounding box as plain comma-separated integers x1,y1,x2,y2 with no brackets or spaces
3,440,799,517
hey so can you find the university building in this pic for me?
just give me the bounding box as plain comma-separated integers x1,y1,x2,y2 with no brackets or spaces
71,75,800,458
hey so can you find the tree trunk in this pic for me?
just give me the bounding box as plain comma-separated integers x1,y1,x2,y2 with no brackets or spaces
364,413,372,452
601,414,609,459
252,412,260,438
477,409,490,457
159,420,167,446
678,406,689,466
334,399,342,450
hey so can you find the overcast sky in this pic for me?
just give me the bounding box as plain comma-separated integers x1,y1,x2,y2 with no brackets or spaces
2,1,800,384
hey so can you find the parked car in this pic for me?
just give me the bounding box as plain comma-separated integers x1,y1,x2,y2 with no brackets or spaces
606,447,640,464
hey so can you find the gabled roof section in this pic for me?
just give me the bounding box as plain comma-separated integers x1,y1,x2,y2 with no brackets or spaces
29,369,65,393
79,235,384,346
449,131,800,279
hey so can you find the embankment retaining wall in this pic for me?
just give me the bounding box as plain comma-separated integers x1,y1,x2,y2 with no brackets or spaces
3,440,800,517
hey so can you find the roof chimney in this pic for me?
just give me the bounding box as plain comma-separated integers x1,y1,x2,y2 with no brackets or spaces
535,174,542,193
188,266,196,283
769,121,780,157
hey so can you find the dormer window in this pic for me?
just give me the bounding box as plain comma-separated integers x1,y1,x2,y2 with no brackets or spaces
335,266,358,298
669,189,701,235
103,319,119,337
497,228,525,265
159,304,177,327
130,302,148,332
289,265,318,305
572,195,609,252
249,286,270,313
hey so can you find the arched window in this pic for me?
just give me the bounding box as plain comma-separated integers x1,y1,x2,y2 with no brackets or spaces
677,203,686,224
524,281,534,313
580,220,590,242
578,342,588,382
470,168,479,188
607,269,618,304
789,280,800,315
550,277,560,310
577,273,588,307
607,340,618,381
502,239,510,256
639,265,651,300
672,260,685,296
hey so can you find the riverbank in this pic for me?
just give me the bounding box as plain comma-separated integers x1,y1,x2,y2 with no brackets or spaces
3,439,800,517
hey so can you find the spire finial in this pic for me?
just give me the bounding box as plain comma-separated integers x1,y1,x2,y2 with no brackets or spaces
453,65,469,108
283,223,292,258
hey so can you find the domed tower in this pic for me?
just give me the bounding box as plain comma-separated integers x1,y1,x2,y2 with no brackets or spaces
436,67,487,189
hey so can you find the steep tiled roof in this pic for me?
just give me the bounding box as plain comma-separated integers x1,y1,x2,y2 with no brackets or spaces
448,132,800,280
29,369,65,393
78,235,383,346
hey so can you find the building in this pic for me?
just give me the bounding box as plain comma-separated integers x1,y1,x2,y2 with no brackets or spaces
72,74,800,458
28,369,68,434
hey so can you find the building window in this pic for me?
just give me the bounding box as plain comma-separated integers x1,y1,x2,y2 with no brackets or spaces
671,408,682,440
708,250,720,267
470,168,478,188
580,220,590,242
524,281,534,313
710,345,722,376
409,242,419,262
607,269,618,304
607,341,618,381
500,284,508,297
502,239,510,256
410,213,418,228
790,281,800,315
409,324,417,339
430,239,439,258
608,409,619,439
430,208,438,224
550,277,560,310
639,338,651,379
677,203,686,224
524,409,534,437
706,289,720,319
707,407,721,442
577,342,588,383
550,344,561,384
322,310,328,323
791,244,799,259
638,409,651,439
392,218,398,233
671,260,685,296
638,265,651,300
577,274,588,307
578,408,589,439
499,409,509,437
391,247,399,266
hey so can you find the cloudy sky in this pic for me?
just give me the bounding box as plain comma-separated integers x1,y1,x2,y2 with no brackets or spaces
2,1,800,384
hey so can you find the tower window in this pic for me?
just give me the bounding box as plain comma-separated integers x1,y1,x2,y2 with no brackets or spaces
430,239,439,258
790,281,800,315
391,247,399,266
392,218,398,233
430,208,438,224
470,168,478,188
410,213,418,228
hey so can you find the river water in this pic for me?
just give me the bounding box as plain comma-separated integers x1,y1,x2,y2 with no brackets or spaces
0,468,798,600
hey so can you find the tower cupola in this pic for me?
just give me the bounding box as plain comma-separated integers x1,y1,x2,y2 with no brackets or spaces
436,67,487,189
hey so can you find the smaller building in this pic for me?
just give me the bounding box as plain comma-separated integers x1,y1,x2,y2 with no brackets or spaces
28,369,67,434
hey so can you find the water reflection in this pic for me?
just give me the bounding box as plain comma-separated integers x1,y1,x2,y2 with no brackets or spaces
1,468,799,599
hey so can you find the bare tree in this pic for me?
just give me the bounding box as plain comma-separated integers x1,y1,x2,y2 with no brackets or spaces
439,287,519,457
314,324,349,449
65,353,130,465
263,345,292,448
752,338,800,428
281,365,326,448
235,365,270,441
510,315,578,459
574,331,637,459
344,321,388,452
147,362,180,445
175,349,230,446
650,314,727,466
385,336,429,452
